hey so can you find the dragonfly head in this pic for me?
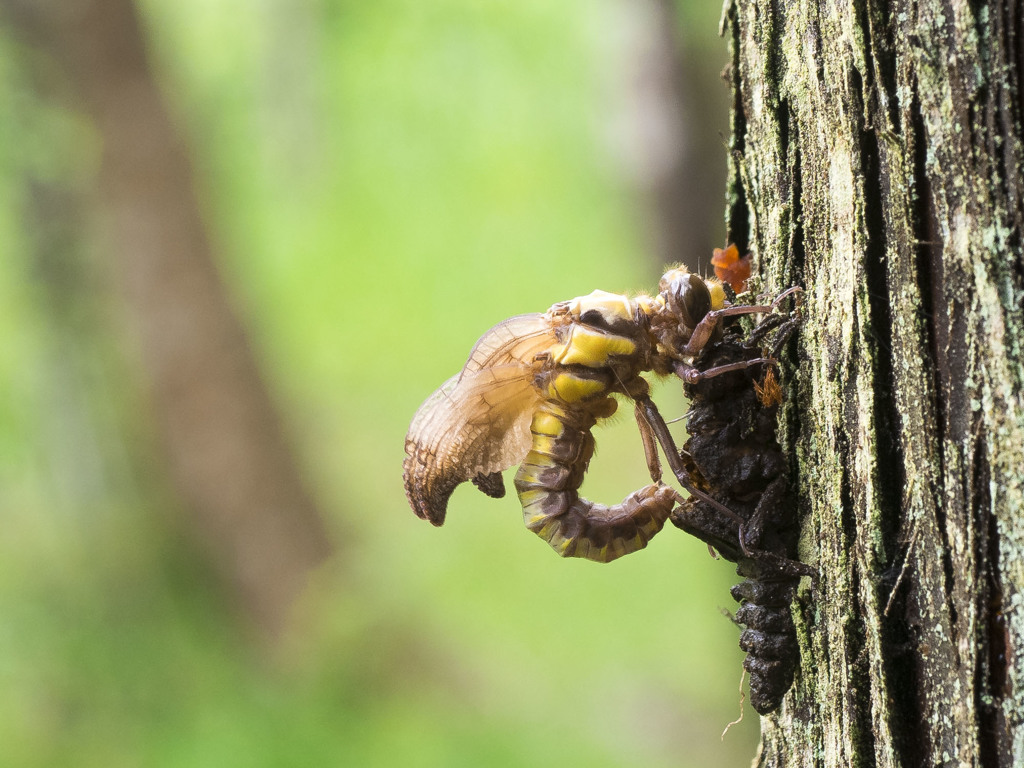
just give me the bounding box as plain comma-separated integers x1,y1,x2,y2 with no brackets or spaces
658,269,725,331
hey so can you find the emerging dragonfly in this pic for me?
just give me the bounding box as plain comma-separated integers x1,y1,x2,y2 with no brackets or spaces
403,267,799,562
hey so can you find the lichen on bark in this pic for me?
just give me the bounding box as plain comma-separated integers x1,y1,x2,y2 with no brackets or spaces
723,0,1024,764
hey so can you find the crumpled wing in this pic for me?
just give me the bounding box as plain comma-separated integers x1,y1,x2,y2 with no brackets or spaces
404,314,556,525
461,313,561,374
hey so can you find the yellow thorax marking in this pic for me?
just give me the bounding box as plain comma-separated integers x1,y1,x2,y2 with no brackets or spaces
565,289,634,322
547,372,607,403
552,325,637,367
708,281,726,311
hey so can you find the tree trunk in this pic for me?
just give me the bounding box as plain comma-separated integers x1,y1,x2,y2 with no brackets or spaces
724,0,1024,763
1,0,334,641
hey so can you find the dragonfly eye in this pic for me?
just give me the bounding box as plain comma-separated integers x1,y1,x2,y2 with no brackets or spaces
665,273,712,329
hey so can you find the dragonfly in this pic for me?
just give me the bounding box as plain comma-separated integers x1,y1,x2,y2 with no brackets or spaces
403,266,799,563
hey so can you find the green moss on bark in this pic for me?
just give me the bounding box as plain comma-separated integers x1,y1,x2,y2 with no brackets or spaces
727,0,1024,764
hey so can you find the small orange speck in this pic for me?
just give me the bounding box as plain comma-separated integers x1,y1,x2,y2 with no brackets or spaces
754,367,783,407
711,244,752,293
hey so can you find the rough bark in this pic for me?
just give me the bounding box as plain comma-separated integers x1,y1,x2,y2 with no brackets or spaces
724,0,1024,763
1,0,334,640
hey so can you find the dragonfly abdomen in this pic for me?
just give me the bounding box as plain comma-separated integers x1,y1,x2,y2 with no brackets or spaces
514,400,675,563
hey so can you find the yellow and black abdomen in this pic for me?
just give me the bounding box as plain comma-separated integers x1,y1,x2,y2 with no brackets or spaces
512,301,675,562
513,399,675,563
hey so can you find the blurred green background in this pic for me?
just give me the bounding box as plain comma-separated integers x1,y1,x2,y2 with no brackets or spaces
0,0,761,765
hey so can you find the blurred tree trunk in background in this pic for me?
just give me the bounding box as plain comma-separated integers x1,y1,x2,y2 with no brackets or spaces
722,0,1024,763
1,0,333,641
616,0,730,273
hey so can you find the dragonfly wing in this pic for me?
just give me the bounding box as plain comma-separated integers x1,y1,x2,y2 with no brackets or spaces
404,366,544,525
462,313,559,373
404,314,561,525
